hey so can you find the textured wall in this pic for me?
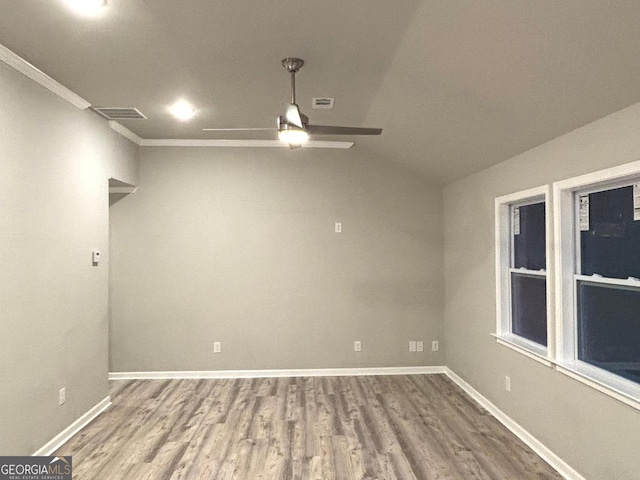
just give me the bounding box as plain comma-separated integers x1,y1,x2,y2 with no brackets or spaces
443,102,640,479
109,146,444,372
0,61,138,455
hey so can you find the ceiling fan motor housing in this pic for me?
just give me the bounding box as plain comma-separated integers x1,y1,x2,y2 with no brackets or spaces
277,112,309,132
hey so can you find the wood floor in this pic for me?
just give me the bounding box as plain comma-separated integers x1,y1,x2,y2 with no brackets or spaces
55,374,563,479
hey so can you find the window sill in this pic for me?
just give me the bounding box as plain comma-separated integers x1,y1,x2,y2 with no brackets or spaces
555,361,640,412
492,333,553,367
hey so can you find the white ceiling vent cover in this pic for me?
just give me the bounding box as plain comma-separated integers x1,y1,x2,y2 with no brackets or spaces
312,97,334,109
92,107,147,120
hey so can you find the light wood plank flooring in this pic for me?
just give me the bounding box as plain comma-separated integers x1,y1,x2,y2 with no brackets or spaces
55,375,563,479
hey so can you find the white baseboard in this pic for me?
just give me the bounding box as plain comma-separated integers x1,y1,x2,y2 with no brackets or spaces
444,368,585,480
109,365,447,380
33,396,111,456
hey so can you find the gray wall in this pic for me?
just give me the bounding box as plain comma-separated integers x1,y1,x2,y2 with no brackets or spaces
443,102,640,479
0,61,138,455
109,146,444,372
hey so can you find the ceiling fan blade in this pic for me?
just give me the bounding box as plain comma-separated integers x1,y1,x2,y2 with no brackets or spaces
285,104,304,128
202,128,274,131
307,125,382,136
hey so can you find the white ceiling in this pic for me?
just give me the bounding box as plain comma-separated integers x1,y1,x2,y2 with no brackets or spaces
3,0,640,184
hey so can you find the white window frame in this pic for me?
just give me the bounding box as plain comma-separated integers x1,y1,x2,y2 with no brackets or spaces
495,185,553,366
554,159,640,409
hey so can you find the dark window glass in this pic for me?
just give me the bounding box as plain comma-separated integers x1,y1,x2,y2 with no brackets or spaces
511,272,547,346
581,186,640,279
577,281,640,383
514,202,546,270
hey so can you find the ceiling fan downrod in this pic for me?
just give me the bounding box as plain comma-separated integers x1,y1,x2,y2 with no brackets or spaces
282,58,304,105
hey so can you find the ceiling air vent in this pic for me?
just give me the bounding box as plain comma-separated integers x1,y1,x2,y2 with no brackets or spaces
312,97,334,109
92,107,147,120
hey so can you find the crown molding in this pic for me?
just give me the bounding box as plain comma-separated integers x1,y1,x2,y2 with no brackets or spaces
138,139,354,149
0,43,91,110
109,121,142,145
105,125,355,149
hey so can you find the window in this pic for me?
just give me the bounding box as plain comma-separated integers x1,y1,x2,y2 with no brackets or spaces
495,186,552,362
554,160,640,408
575,185,640,382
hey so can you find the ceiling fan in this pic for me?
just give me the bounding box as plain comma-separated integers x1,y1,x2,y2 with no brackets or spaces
203,58,382,148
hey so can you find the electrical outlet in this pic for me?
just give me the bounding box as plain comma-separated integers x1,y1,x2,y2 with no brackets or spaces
354,340,362,352
505,376,511,392
335,222,342,233
409,341,416,352
417,341,424,352
213,341,221,353
59,387,66,406
431,340,439,352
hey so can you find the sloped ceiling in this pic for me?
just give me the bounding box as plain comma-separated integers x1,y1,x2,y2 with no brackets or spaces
2,1,640,184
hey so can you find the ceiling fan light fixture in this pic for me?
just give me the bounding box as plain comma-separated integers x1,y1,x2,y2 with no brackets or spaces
278,127,309,147
277,113,308,147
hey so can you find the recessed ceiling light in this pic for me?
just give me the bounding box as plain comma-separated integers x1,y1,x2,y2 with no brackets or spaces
169,100,196,122
65,0,107,17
